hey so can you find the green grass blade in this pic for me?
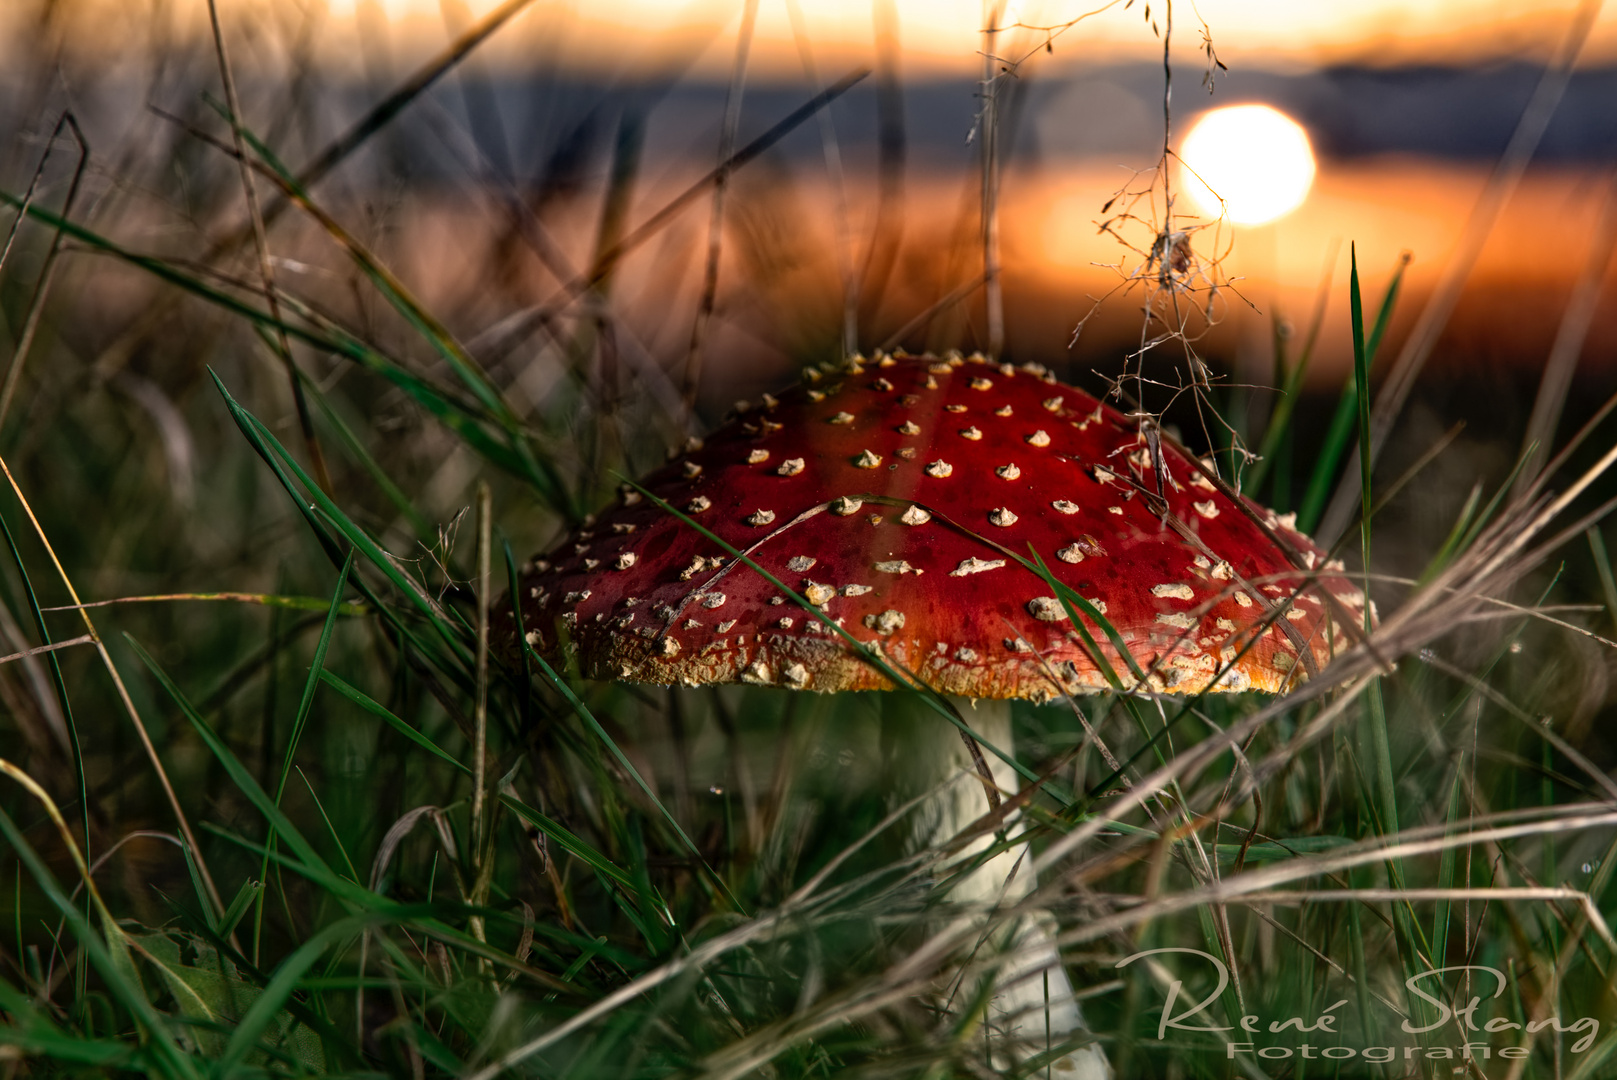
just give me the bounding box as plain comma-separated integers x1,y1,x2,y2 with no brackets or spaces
253,550,353,956
214,913,374,1077
319,671,469,775
126,635,333,882
217,879,263,942
211,370,472,665
297,767,362,883
1297,253,1408,533
494,795,642,900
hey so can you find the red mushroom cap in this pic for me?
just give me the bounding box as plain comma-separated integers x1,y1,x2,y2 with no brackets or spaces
508,354,1363,700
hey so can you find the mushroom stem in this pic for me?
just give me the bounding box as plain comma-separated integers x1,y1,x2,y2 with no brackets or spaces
897,696,1111,1078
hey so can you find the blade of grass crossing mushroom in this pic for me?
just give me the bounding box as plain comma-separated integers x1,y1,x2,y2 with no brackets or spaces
619,478,1053,796
1297,253,1408,534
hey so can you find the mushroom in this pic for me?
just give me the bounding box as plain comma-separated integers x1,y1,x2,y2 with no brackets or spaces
509,353,1357,1074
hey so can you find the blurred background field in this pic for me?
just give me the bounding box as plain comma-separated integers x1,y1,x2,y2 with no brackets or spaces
3,0,1617,1076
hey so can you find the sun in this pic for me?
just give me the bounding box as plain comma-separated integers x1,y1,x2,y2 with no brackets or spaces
1178,104,1317,226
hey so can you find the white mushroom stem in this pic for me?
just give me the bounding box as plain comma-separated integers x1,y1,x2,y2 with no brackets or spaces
936,698,1111,1079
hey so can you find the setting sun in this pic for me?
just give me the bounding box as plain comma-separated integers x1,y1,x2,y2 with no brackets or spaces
1179,104,1317,226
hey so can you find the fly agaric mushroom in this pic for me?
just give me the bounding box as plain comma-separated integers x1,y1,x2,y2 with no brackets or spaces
507,351,1361,1075
514,352,1358,695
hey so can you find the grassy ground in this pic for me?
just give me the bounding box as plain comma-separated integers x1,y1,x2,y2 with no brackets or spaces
3,3,1617,1078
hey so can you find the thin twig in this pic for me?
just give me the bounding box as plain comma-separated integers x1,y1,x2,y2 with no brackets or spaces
0,635,93,668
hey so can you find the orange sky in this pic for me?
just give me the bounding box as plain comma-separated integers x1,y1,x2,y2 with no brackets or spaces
15,1,1617,78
